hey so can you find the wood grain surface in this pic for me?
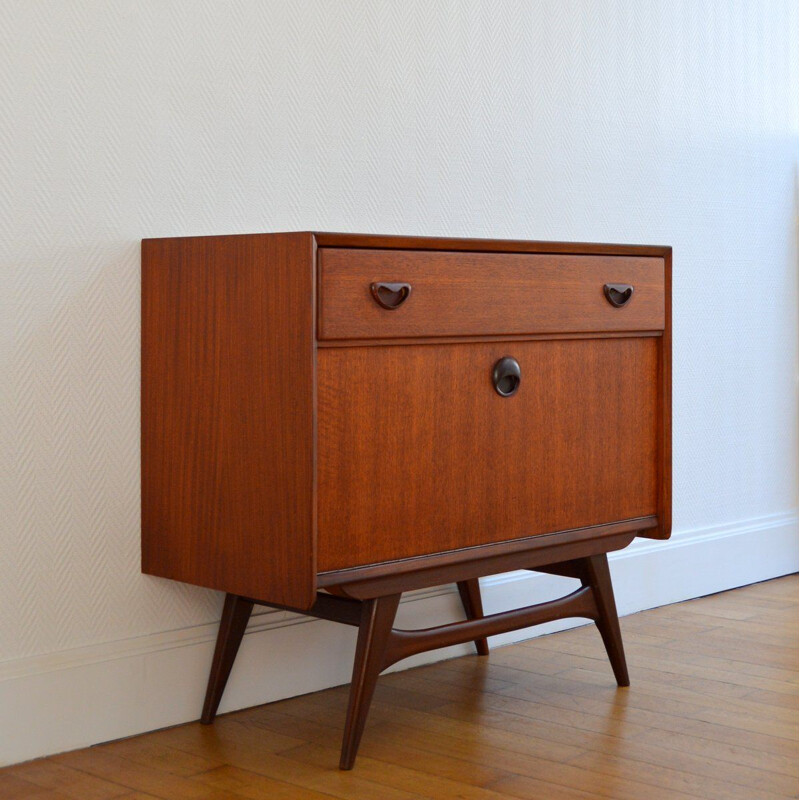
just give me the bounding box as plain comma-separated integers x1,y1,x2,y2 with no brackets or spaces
314,231,671,258
317,337,659,571
141,232,317,607
319,248,665,340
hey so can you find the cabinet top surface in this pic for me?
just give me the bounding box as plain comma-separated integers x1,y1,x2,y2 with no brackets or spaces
142,231,671,258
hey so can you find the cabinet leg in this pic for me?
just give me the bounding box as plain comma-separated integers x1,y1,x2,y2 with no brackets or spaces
584,554,629,687
456,579,490,656
201,593,254,724
339,593,401,770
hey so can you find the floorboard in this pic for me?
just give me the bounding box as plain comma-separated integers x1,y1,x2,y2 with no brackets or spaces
4,575,797,799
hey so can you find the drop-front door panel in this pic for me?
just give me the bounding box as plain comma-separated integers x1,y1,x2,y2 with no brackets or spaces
317,337,659,572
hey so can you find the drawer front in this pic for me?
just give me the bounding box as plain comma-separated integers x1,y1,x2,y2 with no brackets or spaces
317,338,659,571
319,248,665,340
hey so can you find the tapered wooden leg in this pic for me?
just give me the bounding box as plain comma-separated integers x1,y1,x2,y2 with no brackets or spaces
456,579,490,656
584,554,629,686
201,593,254,724
339,593,401,770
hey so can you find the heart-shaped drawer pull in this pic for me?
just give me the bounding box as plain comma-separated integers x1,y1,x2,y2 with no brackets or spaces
603,283,634,308
370,282,412,310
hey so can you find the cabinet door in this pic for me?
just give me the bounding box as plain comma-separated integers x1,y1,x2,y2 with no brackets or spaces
317,338,659,572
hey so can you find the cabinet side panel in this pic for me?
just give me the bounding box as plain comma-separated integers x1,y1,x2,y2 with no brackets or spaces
142,233,316,607
639,253,671,539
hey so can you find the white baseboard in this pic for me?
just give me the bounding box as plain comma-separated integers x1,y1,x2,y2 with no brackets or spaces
1,512,796,767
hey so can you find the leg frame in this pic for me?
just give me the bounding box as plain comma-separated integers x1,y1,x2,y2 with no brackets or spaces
201,552,629,769
457,579,490,656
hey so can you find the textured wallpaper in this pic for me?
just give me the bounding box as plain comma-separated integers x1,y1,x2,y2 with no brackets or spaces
0,0,797,662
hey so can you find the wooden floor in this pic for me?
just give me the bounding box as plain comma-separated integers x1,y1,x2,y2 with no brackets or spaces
3,576,797,800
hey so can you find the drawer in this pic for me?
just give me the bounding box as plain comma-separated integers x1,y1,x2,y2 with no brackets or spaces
318,248,665,340
317,337,659,571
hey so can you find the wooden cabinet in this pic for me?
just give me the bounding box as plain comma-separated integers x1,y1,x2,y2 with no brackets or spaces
141,232,671,768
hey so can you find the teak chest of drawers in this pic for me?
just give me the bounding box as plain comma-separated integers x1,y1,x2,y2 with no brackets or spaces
141,232,671,769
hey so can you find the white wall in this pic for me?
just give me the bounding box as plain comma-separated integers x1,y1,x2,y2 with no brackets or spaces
1,0,797,766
